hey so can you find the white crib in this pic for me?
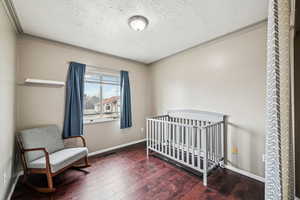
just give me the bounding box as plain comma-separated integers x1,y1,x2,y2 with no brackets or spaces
146,110,225,186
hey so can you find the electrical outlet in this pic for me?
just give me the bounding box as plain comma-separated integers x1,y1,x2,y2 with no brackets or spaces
3,172,7,185
262,154,265,162
141,128,144,133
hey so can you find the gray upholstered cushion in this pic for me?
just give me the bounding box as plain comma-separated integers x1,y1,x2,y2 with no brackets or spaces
28,147,88,173
19,125,65,162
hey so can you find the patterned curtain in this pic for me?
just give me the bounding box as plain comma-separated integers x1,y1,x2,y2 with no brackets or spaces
265,0,294,199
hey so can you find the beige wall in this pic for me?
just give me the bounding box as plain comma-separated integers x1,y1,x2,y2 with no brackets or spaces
16,35,151,153
149,22,267,177
0,2,17,200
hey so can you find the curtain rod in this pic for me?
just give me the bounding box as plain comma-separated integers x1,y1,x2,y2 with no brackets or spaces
68,61,129,73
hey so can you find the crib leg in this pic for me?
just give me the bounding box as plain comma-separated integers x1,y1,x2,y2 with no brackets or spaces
203,172,207,186
146,147,149,159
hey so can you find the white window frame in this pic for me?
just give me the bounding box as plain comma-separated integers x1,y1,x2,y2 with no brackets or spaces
83,69,120,124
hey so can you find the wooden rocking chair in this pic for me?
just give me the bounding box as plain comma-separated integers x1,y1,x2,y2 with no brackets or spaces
17,125,90,193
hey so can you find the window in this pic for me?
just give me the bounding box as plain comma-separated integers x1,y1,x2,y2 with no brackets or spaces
84,70,120,123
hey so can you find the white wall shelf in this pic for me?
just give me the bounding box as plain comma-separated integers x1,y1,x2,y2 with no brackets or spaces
24,78,65,87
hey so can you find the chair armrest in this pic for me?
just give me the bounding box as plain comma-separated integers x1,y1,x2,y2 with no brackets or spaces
64,136,86,147
22,148,51,171
23,147,48,153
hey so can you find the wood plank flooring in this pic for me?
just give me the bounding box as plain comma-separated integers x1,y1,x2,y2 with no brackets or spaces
11,143,264,200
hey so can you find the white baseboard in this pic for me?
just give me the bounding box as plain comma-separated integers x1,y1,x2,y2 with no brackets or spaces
225,165,264,183
88,139,146,157
6,171,22,200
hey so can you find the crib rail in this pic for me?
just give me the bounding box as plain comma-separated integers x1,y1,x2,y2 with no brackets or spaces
146,114,225,186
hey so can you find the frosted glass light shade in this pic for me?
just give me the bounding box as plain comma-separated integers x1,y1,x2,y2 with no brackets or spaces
128,15,149,31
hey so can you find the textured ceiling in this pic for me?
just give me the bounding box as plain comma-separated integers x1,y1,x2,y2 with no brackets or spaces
12,0,268,64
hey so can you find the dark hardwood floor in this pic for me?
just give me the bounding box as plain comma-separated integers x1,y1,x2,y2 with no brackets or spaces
11,143,264,200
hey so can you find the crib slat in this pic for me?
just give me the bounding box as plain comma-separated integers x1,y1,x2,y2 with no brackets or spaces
183,119,188,163
156,121,158,151
192,127,195,167
177,125,184,161
186,126,189,164
208,127,211,161
212,126,214,162
152,120,154,149
221,122,224,161
163,122,167,154
153,120,155,149
159,121,162,152
171,123,174,158
210,126,212,161
161,121,163,152
176,123,179,159
153,120,155,150
162,121,164,153
180,124,183,161
149,120,151,148
152,121,157,149
161,121,164,154
199,121,202,152
173,122,176,159
214,125,216,162
161,121,163,153
155,122,159,151
149,121,151,144
194,120,197,148
198,126,201,170
218,123,221,161
165,120,167,154
212,126,214,163
219,123,222,160
146,120,149,157
177,118,180,160
206,126,209,161
152,120,155,150
163,121,166,154
168,122,171,156
165,121,167,154
148,120,150,149
151,120,153,149
172,118,175,156
167,119,169,149
216,125,218,162
211,126,213,162
203,127,208,186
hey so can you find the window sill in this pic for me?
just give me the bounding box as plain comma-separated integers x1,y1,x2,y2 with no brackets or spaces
84,118,119,125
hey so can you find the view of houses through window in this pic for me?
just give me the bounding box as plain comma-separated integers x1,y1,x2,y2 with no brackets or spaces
84,70,120,123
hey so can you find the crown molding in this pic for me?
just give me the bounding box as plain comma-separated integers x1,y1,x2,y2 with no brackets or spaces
1,0,23,33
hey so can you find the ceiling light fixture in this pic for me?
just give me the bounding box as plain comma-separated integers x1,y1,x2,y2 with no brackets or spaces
128,15,149,31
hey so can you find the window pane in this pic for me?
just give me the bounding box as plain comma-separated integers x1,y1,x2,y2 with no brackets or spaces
102,75,120,84
84,82,101,116
84,71,120,122
102,84,120,118
85,73,101,82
